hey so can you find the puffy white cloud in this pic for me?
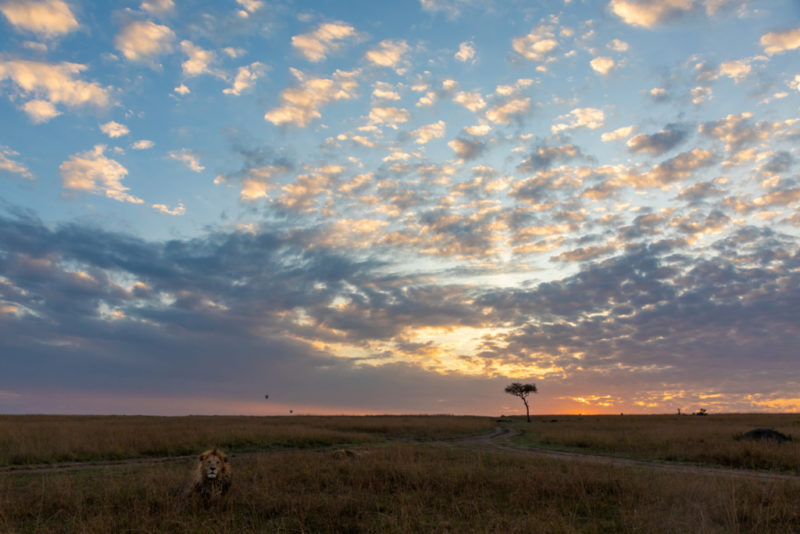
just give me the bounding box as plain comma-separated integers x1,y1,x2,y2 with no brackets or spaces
760,26,800,55
0,60,111,122
223,62,266,96
485,97,530,124
610,0,695,28
174,84,190,95
495,78,533,96
607,39,629,52
100,121,129,138
551,107,605,133
453,90,486,112
368,106,410,125
264,68,359,127
601,125,635,142
236,0,262,16
169,149,204,172
690,86,712,104
59,145,142,203
372,81,400,100
455,41,476,62
464,123,491,136
365,40,409,70
626,124,688,155
152,202,185,215
131,140,154,150
140,0,174,15
512,23,558,61
115,20,175,61
419,0,469,17
0,0,78,37
413,120,446,144
291,21,357,62
790,74,800,92
21,99,60,123
0,146,33,179
449,137,485,160
590,56,615,75
180,41,224,78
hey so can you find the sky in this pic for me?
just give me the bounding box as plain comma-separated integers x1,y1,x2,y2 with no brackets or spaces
1,0,799,416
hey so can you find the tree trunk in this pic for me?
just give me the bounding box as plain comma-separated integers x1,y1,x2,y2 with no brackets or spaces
524,399,530,422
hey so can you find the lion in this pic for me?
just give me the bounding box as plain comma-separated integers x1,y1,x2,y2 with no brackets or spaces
183,448,231,501
330,448,359,459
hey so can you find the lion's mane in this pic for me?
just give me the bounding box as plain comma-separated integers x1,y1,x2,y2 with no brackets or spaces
184,448,231,501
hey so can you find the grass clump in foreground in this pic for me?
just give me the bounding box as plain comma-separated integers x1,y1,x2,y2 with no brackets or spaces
0,415,495,466
511,413,800,473
2,444,799,533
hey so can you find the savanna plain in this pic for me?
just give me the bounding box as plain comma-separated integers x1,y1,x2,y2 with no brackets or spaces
1,414,799,533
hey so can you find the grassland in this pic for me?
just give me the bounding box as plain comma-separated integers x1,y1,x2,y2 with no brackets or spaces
1,414,799,533
515,413,800,473
0,414,494,466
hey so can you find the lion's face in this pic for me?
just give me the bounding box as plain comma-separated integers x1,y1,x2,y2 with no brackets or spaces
199,449,228,480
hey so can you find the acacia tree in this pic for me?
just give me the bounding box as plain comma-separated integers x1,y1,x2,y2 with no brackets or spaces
504,383,537,422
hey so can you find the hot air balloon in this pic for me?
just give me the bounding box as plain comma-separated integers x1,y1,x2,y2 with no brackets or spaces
264,394,269,400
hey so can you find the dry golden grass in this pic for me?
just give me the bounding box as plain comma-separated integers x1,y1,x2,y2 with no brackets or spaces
2,444,798,533
514,414,800,472
0,415,494,466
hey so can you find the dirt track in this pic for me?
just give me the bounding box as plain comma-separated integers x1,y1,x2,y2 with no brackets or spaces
449,425,800,482
3,426,800,482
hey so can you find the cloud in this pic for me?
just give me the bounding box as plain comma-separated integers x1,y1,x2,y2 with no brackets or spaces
291,21,357,62
173,84,190,95
264,68,359,127
180,41,224,78
718,58,759,83
0,60,111,122
607,39,629,52
365,40,410,71
609,0,696,28
114,20,175,62
453,90,486,112
690,86,712,105
0,0,78,37
21,99,60,123
223,62,266,96
169,149,205,172
551,107,605,133
419,0,471,18
100,121,130,139
152,202,185,215
601,125,635,142
0,146,33,179
368,106,409,126
140,0,174,15
413,120,446,144
697,112,773,152
455,41,476,62
590,56,615,75
485,97,531,124
448,137,485,160
518,144,581,172
372,81,400,100
619,148,715,188
236,0,263,17
760,26,800,55
59,145,142,203
626,124,688,156
512,23,558,62
131,140,154,150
